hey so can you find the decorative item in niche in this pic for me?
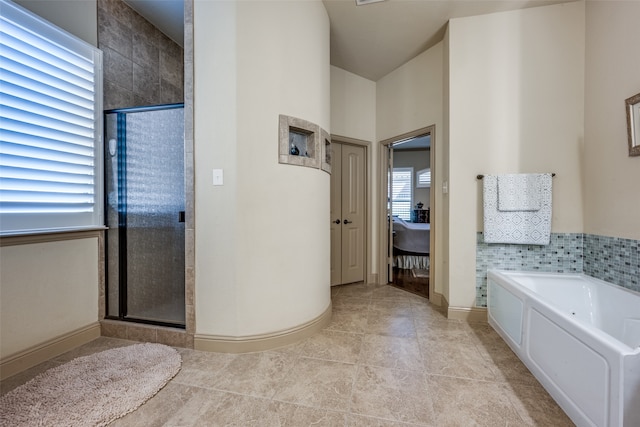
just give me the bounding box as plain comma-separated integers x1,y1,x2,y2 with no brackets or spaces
290,129,309,157
626,92,640,157
320,127,331,174
279,114,320,168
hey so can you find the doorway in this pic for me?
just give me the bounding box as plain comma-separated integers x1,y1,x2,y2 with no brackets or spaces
330,141,367,286
379,126,435,300
104,104,186,327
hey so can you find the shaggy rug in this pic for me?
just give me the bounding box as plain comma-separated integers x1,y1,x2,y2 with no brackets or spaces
0,343,181,427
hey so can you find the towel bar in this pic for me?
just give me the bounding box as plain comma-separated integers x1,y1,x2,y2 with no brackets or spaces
476,173,555,180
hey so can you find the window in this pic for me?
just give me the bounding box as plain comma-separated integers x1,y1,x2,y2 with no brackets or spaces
416,168,431,188
0,0,103,235
389,167,412,220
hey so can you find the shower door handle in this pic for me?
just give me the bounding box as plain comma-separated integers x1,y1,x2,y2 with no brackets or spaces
178,211,185,223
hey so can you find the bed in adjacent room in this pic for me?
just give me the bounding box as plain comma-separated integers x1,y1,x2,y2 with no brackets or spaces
392,217,429,270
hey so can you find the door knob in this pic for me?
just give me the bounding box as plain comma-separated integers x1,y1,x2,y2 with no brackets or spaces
343,219,352,224
333,219,341,224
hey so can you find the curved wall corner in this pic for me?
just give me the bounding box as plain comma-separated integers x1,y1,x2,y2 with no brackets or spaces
193,0,331,350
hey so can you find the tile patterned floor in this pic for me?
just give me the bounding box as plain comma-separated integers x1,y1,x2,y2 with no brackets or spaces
1,283,575,426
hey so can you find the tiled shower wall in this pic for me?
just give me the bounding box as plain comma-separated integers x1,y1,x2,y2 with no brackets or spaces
97,0,184,110
476,233,640,306
97,0,191,346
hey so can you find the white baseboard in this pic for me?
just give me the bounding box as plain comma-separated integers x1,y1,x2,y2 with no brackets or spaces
0,322,101,380
447,306,488,322
430,291,443,306
439,294,487,322
194,303,332,353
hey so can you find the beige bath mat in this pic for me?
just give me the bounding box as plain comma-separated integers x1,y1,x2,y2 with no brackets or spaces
0,343,181,427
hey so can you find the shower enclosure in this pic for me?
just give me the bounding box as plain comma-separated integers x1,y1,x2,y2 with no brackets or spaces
104,104,185,327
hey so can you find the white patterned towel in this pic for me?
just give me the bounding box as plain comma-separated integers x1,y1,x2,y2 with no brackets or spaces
483,174,552,245
497,174,543,211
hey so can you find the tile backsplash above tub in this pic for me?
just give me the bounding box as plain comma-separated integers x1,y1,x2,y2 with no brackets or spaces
584,234,640,293
476,233,584,307
475,233,639,307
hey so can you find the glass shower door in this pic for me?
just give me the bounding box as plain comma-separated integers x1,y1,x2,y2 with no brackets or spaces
105,104,185,327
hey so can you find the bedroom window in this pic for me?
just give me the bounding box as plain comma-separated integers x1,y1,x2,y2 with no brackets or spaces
0,0,103,235
389,167,413,221
416,168,431,188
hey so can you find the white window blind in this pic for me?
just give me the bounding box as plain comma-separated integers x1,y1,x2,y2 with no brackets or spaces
389,167,412,221
416,168,431,188
0,0,103,234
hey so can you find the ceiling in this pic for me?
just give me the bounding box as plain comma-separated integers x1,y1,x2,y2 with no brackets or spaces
324,0,571,81
124,0,571,81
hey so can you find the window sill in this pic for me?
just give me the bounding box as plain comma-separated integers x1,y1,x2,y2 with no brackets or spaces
0,227,107,247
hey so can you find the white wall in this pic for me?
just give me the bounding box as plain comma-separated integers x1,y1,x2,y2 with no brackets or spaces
445,2,586,307
584,0,640,240
13,0,97,46
442,29,451,302
1,238,99,358
1,1,100,360
331,45,443,286
377,42,444,294
331,66,376,142
329,66,378,277
194,0,331,338
377,43,443,143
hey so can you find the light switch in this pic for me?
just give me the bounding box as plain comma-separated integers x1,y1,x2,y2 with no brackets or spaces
213,169,224,186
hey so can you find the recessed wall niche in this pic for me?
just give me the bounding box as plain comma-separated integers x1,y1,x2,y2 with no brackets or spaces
279,114,320,169
320,127,331,174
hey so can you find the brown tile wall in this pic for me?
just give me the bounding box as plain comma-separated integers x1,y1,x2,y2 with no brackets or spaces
97,0,190,348
98,0,184,110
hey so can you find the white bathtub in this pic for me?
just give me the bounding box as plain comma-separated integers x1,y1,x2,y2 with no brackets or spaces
487,270,640,427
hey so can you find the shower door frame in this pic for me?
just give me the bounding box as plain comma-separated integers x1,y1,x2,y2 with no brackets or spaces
104,103,186,329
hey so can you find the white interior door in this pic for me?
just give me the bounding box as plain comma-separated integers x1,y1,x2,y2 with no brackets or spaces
341,144,365,284
330,143,365,285
330,144,343,286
